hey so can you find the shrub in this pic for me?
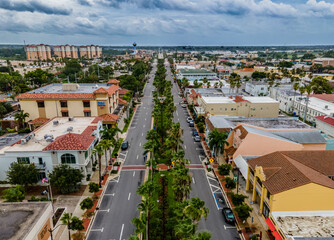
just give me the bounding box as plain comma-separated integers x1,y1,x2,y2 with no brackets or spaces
2,185,25,202
225,177,236,190
18,128,31,134
234,204,253,222
86,174,91,181
218,164,232,176
80,197,94,211
6,128,16,133
88,182,100,194
197,122,205,133
231,192,248,206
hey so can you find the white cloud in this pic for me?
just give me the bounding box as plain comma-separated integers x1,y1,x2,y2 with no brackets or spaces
305,0,334,17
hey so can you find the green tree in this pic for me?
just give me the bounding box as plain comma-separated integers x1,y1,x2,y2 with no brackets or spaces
218,164,231,176
50,164,84,194
234,204,253,222
25,69,54,87
208,128,229,162
184,197,209,225
225,177,236,190
14,110,29,129
231,192,248,206
310,76,332,94
2,185,25,202
61,213,84,239
93,143,104,187
196,231,212,240
63,59,82,76
251,71,266,80
80,197,94,211
88,182,100,195
7,162,39,187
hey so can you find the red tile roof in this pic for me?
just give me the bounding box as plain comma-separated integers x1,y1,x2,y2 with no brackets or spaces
241,68,255,72
0,99,6,102
99,113,119,122
91,116,103,123
118,98,127,105
94,88,108,94
119,88,129,95
315,115,334,126
43,132,95,151
107,79,120,84
311,94,334,102
106,84,118,96
234,96,249,103
81,126,97,136
29,118,50,124
16,93,95,99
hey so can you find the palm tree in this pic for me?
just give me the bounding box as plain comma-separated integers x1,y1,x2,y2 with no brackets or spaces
291,82,299,114
131,214,147,240
172,164,192,201
167,123,183,154
196,231,212,240
14,110,29,130
184,197,209,225
303,84,313,123
208,128,229,163
93,143,104,187
99,139,113,174
175,219,195,239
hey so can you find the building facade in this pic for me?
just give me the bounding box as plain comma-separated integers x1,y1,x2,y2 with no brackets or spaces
25,44,52,61
245,82,269,96
79,45,102,58
53,45,79,59
16,83,120,121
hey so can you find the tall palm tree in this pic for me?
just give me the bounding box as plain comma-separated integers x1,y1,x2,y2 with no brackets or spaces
99,139,113,174
14,110,29,130
303,84,313,123
61,213,73,240
93,143,104,187
292,82,299,114
184,197,209,225
208,128,229,162
172,164,192,202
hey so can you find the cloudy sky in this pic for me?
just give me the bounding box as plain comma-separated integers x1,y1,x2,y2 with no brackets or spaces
0,0,334,46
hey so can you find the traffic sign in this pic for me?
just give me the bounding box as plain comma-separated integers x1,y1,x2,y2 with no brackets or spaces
172,161,175,167
209,158,214,164
233,176,238,183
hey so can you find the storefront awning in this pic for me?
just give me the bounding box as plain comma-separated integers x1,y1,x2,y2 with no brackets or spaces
272,231,283,240
265,218,276,231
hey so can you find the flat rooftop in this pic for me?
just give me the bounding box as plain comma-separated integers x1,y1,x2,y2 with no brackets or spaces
179,69,215,74
201,96,278,104
272,211,334,238
298,97,334,115
0,202,51,240
1,117,97,153
30,83,109,94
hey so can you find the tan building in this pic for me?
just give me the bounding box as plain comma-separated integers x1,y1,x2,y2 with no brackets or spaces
53,45,79,59
79,45,102,58
16,82,120,122
312,57,334,67
25,44,52,61
198,95,279,118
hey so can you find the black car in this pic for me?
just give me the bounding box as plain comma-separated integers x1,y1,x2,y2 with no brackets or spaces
121,141,129,150
189,121,194,127
222,207,235,224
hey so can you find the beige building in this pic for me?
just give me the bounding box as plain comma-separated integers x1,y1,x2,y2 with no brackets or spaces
198,95,279,118
79,45,102,58
312,58,334,67
16,82,120,122
53,45,79,59
25,44,52,61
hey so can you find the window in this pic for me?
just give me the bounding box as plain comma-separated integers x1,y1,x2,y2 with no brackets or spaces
37,101,45,108
60,101,67,108
61,153,76,164
38,157,43,165
83,101,90,108
17,157,30,164
85,151,88,159
84,112,91,117
62,111,69,117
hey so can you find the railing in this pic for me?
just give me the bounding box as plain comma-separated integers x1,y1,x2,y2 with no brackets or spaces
249,173,254,183
255,181,262,194
34,162,46,169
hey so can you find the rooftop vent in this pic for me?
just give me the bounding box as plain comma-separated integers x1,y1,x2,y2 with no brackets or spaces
325,105,329,110
53,120,59,126
67,126,73,132
46,137,54,142
62,83,79,91
69,117,74,121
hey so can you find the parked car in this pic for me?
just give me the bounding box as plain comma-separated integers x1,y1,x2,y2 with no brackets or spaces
193,130,199,136
222,207,235,224
187,117,193,123
194,135,201,142
189,121,194,127
181,104,187,108
121,141,129,150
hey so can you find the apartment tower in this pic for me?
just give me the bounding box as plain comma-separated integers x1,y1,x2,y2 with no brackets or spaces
25,44,52,61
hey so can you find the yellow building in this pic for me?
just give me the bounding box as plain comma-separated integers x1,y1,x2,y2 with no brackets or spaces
198,96,279,118
246,151,334,240
25,44,52,61
53,45,79,59
16,81,121,124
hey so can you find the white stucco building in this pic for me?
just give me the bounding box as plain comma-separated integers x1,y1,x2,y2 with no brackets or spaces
245,82,269,96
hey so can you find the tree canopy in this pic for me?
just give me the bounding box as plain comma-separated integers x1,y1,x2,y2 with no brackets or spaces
7,162,39,187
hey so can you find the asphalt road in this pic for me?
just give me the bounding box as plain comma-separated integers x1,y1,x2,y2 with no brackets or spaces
165,60,240,240
87,60,157,240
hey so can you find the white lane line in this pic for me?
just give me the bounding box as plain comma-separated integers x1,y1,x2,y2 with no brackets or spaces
176,111,178,116
128,193,131,200
91,228,104,232
133,171,135,177
207,176,217,181
99,209,110,212
196,148,202,150
145,118,147,121
104,193,115,196
184,145,187,149
142,133,144,136
192,177,195,184
143,124,145,128
136,155,139,159
139,142,142,147
119,224,124,240
224,225,237,230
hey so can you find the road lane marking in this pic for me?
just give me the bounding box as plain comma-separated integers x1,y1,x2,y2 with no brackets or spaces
224,225,237,230
137,155,139,159
128,193,131,200
184,145,186,149
192,177,195,184
145,118,146,121
104,193,115,196
176,111,178,116
91,228,104,232
143,124,145,128
133,171,135,177
142,133,144,136
119,224,124,240
196,148,202,150
99,209,110,212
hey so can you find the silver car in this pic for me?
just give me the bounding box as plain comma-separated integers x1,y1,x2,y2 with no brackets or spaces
194,135,201,142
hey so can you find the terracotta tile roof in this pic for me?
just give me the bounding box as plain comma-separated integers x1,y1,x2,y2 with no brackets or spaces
234,96,249,103
105,84,119,96
118,98,127,105
0,99,6,102
94,88,108,94
119,88,129,95
241,68,255,72
225,147,237,156
81,126,97,136
91,116,103,123
16,93,95,99
234,125,248,139
248,151,334,194
99,113,119,122
315,115,334,126
43,132,95,151
311,94,334,102
107,79,120,84
29,118,50,124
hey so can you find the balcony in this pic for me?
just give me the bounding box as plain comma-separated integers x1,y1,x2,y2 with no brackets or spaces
249,172,254,183
34,162,46,169
255,181,262,195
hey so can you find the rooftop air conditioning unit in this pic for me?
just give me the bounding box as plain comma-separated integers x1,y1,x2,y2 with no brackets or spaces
325,105,329,110
67,126,73,132
53,120,59,126
46,137,54,142
69,117,74,121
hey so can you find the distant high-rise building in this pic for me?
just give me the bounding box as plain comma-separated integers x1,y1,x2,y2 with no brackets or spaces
54,45,79,59
79,45,102,58
25,44,52,61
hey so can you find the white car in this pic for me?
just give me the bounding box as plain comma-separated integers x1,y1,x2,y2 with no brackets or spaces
187,117,193,123
181,104,187,108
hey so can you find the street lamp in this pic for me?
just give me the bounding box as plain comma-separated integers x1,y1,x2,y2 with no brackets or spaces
233,166,240,194
49,223,69,240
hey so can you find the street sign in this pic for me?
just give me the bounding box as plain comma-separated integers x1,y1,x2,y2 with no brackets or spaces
233,176,238,183
209,158,214,164
172,161,175,167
